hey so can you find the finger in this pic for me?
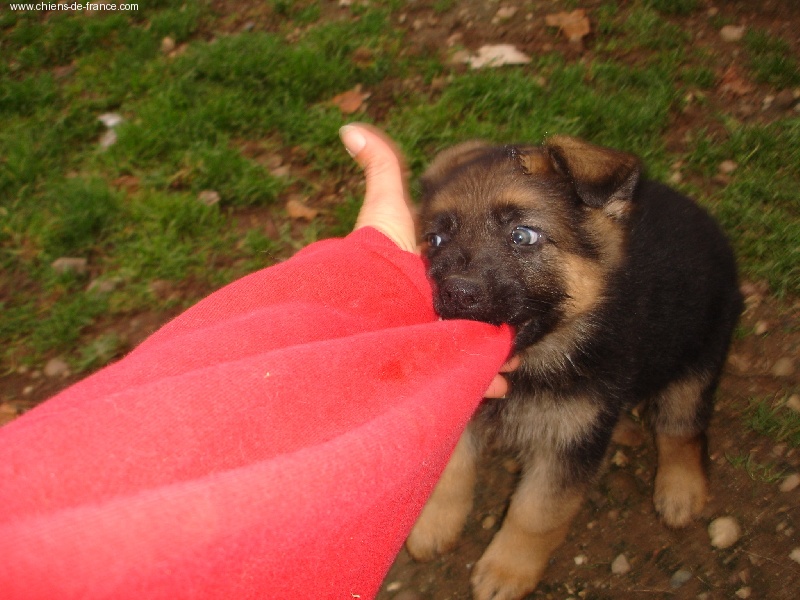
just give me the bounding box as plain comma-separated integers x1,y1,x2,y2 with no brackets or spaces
484,374,510,399
499,355,521,373
340,123,416,253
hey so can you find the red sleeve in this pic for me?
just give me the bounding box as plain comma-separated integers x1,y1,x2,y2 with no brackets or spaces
0,227,513,600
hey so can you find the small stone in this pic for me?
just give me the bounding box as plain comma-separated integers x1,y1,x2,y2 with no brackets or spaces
779,473,800,492
735,587,752,599
709,516,742,549
790,547,800,565
670,568,693,588
719,160,738,174
611,553,631,575
482,515,497,529
198,190,221,206
52,257,88,275
612,449,629,467
385,580,402,592
720,25,746,43
44,357,70,378
494,6,517,22
574,554,588,565
753,320,769,335
773,89,797,111
772,357,795,377
22,385,35,396
785,394,800,413
241,21,255,32
161,36,176,54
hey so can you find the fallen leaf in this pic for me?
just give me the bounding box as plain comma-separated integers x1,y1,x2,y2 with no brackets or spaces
545,9,591,43
329,85,371,115
112,175,140,194
197,190,221,206
286,197,318,221
718,65,754,96
465,44,531,69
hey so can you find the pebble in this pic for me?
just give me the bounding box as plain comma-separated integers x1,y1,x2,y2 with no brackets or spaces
44,357,70,378
772,357,795,377
786,394,800,413
161,36,176,54
493,6,517,22
385,580,402,592
753,320,769,335
735,587,752,599
670,568,693,588
790,547,800,565
719,159,738,174
709,516,742,549
51,257,88,275
574,554,587,565
773,89,797,111
481,515,497,529
720,25,746,43
611,553,631,575
779,473,800,493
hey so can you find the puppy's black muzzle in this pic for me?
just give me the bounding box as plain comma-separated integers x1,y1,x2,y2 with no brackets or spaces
434,276,496,322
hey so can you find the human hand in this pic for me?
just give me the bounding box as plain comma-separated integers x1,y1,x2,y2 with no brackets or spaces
483,355,521,398
339,123,417,254
339,123,520,397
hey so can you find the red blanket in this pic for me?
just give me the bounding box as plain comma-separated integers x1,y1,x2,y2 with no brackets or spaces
0,228,512,599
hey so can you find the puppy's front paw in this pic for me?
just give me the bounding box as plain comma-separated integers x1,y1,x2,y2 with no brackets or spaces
406,497,470,561
470,535,546,600
654,464,708,528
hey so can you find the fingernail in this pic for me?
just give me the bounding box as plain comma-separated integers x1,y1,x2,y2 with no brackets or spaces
339,125,367,158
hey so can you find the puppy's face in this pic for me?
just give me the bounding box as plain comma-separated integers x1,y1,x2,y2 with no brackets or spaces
419,136,641,350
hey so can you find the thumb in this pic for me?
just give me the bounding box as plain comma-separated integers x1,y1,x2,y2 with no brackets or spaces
340,123,417,253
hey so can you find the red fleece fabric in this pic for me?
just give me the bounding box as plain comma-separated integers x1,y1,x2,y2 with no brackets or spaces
0,228,512,600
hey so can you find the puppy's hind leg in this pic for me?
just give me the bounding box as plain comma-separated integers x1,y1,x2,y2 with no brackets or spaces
406,427,478,561
650,373,714,528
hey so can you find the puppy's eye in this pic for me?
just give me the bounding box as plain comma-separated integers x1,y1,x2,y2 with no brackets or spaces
510,226,542,246
427,233,446,247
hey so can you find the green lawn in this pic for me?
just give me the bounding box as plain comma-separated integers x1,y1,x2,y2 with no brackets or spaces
1,0,798,374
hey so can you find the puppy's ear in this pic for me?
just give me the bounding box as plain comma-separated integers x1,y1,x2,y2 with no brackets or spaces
420,140,491,197
544,135,641,218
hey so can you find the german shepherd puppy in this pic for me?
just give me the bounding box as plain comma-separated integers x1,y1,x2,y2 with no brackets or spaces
407,136,742,600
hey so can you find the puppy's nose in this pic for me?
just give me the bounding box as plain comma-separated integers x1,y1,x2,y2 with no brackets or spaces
440,277,484,311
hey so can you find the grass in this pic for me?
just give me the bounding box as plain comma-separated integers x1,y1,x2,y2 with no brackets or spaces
747,396,800,447
1,2,799,376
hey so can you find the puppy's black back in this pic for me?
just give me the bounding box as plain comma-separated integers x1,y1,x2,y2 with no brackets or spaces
607,180,742,403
